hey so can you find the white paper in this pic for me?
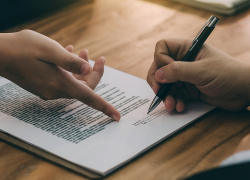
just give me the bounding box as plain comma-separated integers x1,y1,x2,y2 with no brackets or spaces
0,61,215,175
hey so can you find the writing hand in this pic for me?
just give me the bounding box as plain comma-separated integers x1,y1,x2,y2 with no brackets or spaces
147,38,250,112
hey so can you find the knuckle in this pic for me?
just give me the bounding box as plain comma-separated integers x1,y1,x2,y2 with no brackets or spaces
17,30,33,41
63,56,74,69
154,39,167,66
63,55,80,72
19,29,33,35
169,61,180,78
18,30,37,40
155,39,165,47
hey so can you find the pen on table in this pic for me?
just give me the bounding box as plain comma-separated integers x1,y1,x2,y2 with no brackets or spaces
147,15,220,114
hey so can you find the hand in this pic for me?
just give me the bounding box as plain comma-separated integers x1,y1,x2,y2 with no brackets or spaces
147,38,250,112
0,30,121,121
234,133,250,154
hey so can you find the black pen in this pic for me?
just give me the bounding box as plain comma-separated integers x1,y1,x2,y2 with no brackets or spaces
147,15,220,114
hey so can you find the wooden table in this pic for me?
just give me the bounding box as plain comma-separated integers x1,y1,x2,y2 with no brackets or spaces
1,0,250,179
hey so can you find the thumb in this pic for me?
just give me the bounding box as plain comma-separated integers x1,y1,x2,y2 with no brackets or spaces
40,44,92,76
155,61,204,84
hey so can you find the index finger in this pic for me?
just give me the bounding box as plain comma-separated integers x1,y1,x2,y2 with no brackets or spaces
154,38,193,68
66,77,121,121
147,61,161,94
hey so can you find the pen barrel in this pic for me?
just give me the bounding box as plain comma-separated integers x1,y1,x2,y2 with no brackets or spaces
182,26,215,62
156,83,174,100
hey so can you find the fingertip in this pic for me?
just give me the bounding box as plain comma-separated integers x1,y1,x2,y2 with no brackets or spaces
110,112,121,121
96,56,106,65
65,45,74,52
93,56,105,73
101,101,121,122
175,99,185,112
79,49,89,62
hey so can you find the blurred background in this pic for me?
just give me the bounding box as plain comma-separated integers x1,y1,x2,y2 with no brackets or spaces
0,0,81,30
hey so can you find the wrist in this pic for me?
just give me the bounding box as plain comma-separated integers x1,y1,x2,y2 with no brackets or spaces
0,32,15,77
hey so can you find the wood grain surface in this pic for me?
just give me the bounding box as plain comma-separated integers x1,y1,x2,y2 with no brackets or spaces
1,0,250,179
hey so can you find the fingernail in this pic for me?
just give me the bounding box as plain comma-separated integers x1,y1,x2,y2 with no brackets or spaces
110,113,119,121
156,69,165,80
80,63,91,76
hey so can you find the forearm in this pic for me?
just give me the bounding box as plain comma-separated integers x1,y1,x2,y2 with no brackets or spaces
0,29,121,120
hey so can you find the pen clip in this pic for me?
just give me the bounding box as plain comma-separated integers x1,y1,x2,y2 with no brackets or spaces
193,15,219,43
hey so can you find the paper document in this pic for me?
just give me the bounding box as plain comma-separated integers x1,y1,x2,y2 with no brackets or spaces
0,61,214,175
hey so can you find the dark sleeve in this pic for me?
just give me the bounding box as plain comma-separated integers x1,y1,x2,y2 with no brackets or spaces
0,0,79,30
184,162,250,180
